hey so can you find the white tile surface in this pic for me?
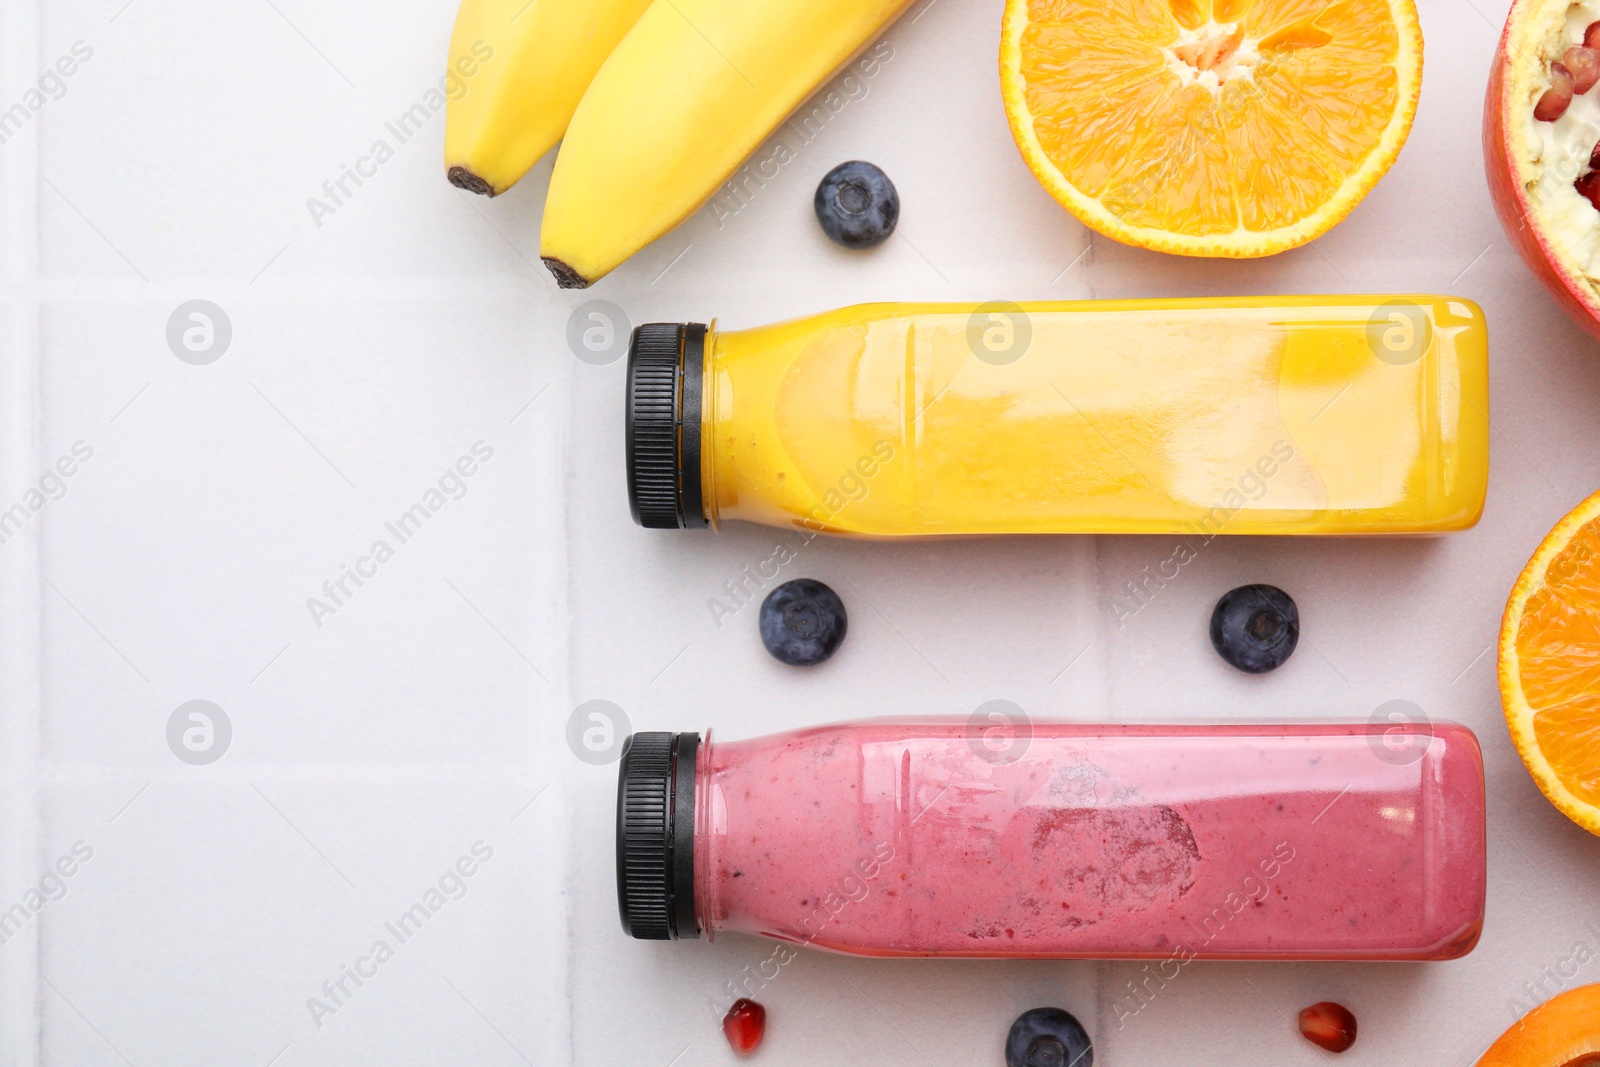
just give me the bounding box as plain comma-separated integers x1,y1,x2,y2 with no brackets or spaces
4,0,1600,1062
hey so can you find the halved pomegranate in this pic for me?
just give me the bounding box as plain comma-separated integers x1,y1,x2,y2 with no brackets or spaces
1485,2,1600,341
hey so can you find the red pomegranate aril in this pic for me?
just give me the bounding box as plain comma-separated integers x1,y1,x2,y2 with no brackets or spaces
1577,171,1600,211
1591,139,1600,170
1587,19,1600,48
1565,46,1600,94
722,998,766,1056
1537,63,1577,120
1298,1001,1357,1053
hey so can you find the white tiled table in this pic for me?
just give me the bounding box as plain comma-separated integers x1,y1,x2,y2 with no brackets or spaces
2,0,1596,1062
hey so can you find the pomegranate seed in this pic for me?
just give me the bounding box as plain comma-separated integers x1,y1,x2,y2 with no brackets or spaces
1566,46,1600,94
1298,1001,1357,1053
1576,171,1600,211
722,998,766,1056
1537,63,1577,120
1591,139,1600,170
1586,19,1600,48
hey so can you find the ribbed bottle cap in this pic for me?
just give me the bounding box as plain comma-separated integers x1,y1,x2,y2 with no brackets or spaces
625,325,707,530
616,731,700,940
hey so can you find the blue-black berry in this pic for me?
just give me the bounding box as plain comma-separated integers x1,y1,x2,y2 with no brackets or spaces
759,579,847,666
814,161,898,249
1210,584,1299,674
1005,1007,1093,1067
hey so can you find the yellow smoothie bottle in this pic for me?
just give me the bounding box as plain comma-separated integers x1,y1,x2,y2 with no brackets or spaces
623,296,1489,537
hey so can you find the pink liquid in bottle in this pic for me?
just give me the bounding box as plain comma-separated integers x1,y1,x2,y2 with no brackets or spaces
616,719,1486,960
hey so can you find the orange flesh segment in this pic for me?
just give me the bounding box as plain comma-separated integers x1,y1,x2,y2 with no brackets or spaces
1515,516,1600,807
1017,0,1404,239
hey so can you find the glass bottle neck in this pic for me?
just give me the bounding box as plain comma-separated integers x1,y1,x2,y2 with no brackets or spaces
692,728,716,939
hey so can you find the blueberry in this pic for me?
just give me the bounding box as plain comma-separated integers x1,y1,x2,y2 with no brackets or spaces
814,161,898,249
759,579,847,666
1210,584,1299,673
1005,1007,1093,1067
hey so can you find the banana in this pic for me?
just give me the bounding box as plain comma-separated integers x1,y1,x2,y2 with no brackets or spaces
539,0,916,288
444,0,654,197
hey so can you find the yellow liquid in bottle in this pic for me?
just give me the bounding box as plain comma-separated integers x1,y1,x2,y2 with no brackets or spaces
702,296,1488,536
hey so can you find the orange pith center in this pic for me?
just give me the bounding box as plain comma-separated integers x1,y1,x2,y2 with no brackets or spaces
1171,24,1252,80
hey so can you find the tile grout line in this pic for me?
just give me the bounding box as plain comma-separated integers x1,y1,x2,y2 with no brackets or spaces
552,354,580,1067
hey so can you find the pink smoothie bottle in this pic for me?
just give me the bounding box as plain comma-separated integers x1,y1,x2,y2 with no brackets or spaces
615,719,1486,959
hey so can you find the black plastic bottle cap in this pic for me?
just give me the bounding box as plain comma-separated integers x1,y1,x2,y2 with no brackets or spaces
616,731,700,940
625,323,707,530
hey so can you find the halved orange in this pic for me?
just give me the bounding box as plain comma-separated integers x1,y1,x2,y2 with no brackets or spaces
999,0,1423,257
1476,982,1600,1066
1500,489,1600,837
